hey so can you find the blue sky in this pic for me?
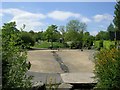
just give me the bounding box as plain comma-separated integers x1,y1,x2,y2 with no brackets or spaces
0,2,116,35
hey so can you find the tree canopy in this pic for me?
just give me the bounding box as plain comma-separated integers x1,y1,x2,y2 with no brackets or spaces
2,22,32,89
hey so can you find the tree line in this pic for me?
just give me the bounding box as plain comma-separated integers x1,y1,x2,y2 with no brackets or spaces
17,19,95,49
17,18,120,50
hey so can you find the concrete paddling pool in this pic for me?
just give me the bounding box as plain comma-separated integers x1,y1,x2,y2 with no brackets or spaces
27,49,96,89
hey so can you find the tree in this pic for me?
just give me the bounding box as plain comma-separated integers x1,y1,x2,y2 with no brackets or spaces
113,1,120,32
2,22,32,89
96,31,109,40
83,32,90,47
45,25,61,42
65,20,87,49
107,23,115,32
107,23,115,40
44,25,61,48
66,20,86,33
29,30,35,34
35,31,44,42
20,32,35,48
113,1,120,41
59,26,65,39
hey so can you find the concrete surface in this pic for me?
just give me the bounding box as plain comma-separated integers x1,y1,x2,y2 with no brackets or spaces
61,72,95,84
27,49,95,84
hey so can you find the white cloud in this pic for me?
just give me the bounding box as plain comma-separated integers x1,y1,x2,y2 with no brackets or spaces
3,8,46,19
0,9,3,17
81,17,91,23
47,10,91,23
1,8,46,31
0,13,3,17
90,30,98,36
1,8,91,31
47,10,80,21
93,14,113,22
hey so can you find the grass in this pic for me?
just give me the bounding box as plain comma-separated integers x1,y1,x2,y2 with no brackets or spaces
34,41,65,48
34,41,51,48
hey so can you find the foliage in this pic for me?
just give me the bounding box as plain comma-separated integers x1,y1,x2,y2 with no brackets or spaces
65,20,87,49
94,41,100,49
94,48,120,89
107,23,115,32
65,20,86,41
96,31,109,40
20,32,35,48
2,22,32,89
94,40,115,50
34,41,65,48
83,32,94,49
113,1,120,32
103,41,115,49
34,41,51,48
113,1,120,41
107,23,115,40
66,19,87,32
44,25,61,42
59,25,66,38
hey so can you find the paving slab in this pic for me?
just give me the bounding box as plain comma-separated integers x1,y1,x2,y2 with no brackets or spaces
28,50,63,73
27,71,63,84
61,72,95,84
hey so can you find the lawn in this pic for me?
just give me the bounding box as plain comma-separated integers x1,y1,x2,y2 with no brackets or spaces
34,41,65,48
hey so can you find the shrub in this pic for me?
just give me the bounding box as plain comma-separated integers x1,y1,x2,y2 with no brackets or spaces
2,22,32,89
94,41,100,49
20,32,35,48
94,48,120,89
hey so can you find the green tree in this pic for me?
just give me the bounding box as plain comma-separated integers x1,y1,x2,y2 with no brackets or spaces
107,23,115,40
2,22,32,89
96,31,109,40
45,25,61,42
107,23,115,32
44,25,61,48
113,1,120,32
35,31,44,41
20,32,35,48
29,30,35,34
65,20,87,49
113,1,120,42
82,32,94,49
83,32,90,47
59,26,65,40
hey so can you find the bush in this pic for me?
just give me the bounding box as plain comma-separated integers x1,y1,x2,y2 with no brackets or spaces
94,41,115,50
20,32,35,48
69,41,82,49
94,48,120,89
2,22,32,89
103,41,115,50
94,41,100,49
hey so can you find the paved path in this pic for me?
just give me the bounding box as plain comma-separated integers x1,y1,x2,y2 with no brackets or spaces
27,49,95,84
52,51,69,73
28,50,63,73
26,71,62,84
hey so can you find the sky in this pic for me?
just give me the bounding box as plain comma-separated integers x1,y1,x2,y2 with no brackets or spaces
0,2,116,35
